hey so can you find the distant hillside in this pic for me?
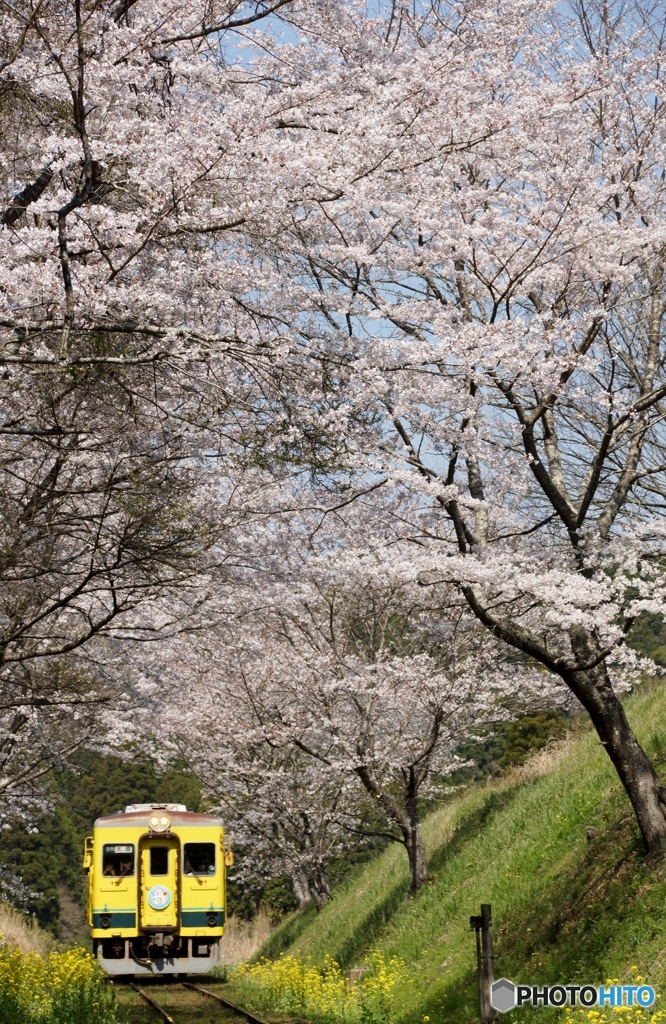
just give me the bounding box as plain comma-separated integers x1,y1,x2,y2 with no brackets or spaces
239,681,666,1024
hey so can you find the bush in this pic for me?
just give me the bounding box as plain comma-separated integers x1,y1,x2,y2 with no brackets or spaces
233,949,406,1023
0,944,118,1024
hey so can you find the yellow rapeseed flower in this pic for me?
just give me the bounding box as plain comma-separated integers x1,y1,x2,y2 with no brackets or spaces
0,942,117,1024
233,947,407,1023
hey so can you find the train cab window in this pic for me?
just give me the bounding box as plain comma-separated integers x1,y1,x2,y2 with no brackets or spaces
183,843,216,876
102,844,134,877
149,846,169,875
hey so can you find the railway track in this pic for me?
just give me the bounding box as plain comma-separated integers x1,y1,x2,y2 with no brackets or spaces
124,979,273,1024
129,983,177,1024
182,981,270,1024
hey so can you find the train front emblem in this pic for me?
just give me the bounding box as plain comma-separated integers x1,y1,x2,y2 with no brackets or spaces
147,885,171,910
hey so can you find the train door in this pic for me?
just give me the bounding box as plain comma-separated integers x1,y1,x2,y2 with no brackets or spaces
139,837,179,931
83,836,93,926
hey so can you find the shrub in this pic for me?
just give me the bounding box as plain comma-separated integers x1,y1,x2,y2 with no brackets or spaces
0,944,118,1024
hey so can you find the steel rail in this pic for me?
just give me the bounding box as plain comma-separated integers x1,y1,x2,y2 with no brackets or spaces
129,982,176,1023
181,981,270,1024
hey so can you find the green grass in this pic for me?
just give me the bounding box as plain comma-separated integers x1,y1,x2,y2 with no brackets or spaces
229,682,666,1024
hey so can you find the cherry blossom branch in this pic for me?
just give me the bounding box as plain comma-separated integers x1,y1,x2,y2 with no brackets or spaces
161,0,296,44
0,0,44,73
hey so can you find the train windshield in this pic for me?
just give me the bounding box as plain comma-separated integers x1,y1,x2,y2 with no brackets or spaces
102,844,134,877
150,846,169,875
183,843,216,876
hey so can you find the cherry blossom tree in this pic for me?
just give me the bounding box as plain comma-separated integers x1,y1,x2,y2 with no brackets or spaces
4,0,666,873
148,496,562,895
152,631,360,909
183,737,355,911
229,1,666,860
227,567,562,892
0,0,303,807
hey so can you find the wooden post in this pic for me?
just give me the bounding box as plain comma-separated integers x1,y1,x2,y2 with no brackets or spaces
481,904,494,1021
470,904,495,1023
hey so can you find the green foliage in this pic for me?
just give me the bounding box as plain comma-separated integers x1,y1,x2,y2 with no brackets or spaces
453,711,567,781
224,871,285,922
628,612,666,666
258,877,299,919
231,683,666,1024
154,768,203,812
0,810,78,932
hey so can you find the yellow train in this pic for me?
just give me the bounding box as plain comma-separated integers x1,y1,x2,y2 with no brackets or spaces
83,803,231,975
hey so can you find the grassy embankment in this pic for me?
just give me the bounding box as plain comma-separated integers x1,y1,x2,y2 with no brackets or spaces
228,681,666,1024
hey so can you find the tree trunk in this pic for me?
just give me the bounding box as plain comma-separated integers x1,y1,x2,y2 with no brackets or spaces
567,626,666,863
406,791,428,893
291,869,312,911
354,764,429,892
307,865,330,911
406,820,429,893
464,584,666,865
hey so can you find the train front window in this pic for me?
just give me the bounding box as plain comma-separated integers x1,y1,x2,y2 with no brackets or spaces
183,843,216,876
102,844,134,877
150,846,169,875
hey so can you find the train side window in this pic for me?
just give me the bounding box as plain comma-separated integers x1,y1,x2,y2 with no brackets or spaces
150,846,169,875
183,843,216,876
102,844,134,877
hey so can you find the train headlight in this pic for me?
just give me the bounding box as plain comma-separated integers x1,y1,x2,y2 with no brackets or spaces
149,814,170,832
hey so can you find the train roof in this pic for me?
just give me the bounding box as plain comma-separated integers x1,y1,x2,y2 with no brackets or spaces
94,804,223,828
